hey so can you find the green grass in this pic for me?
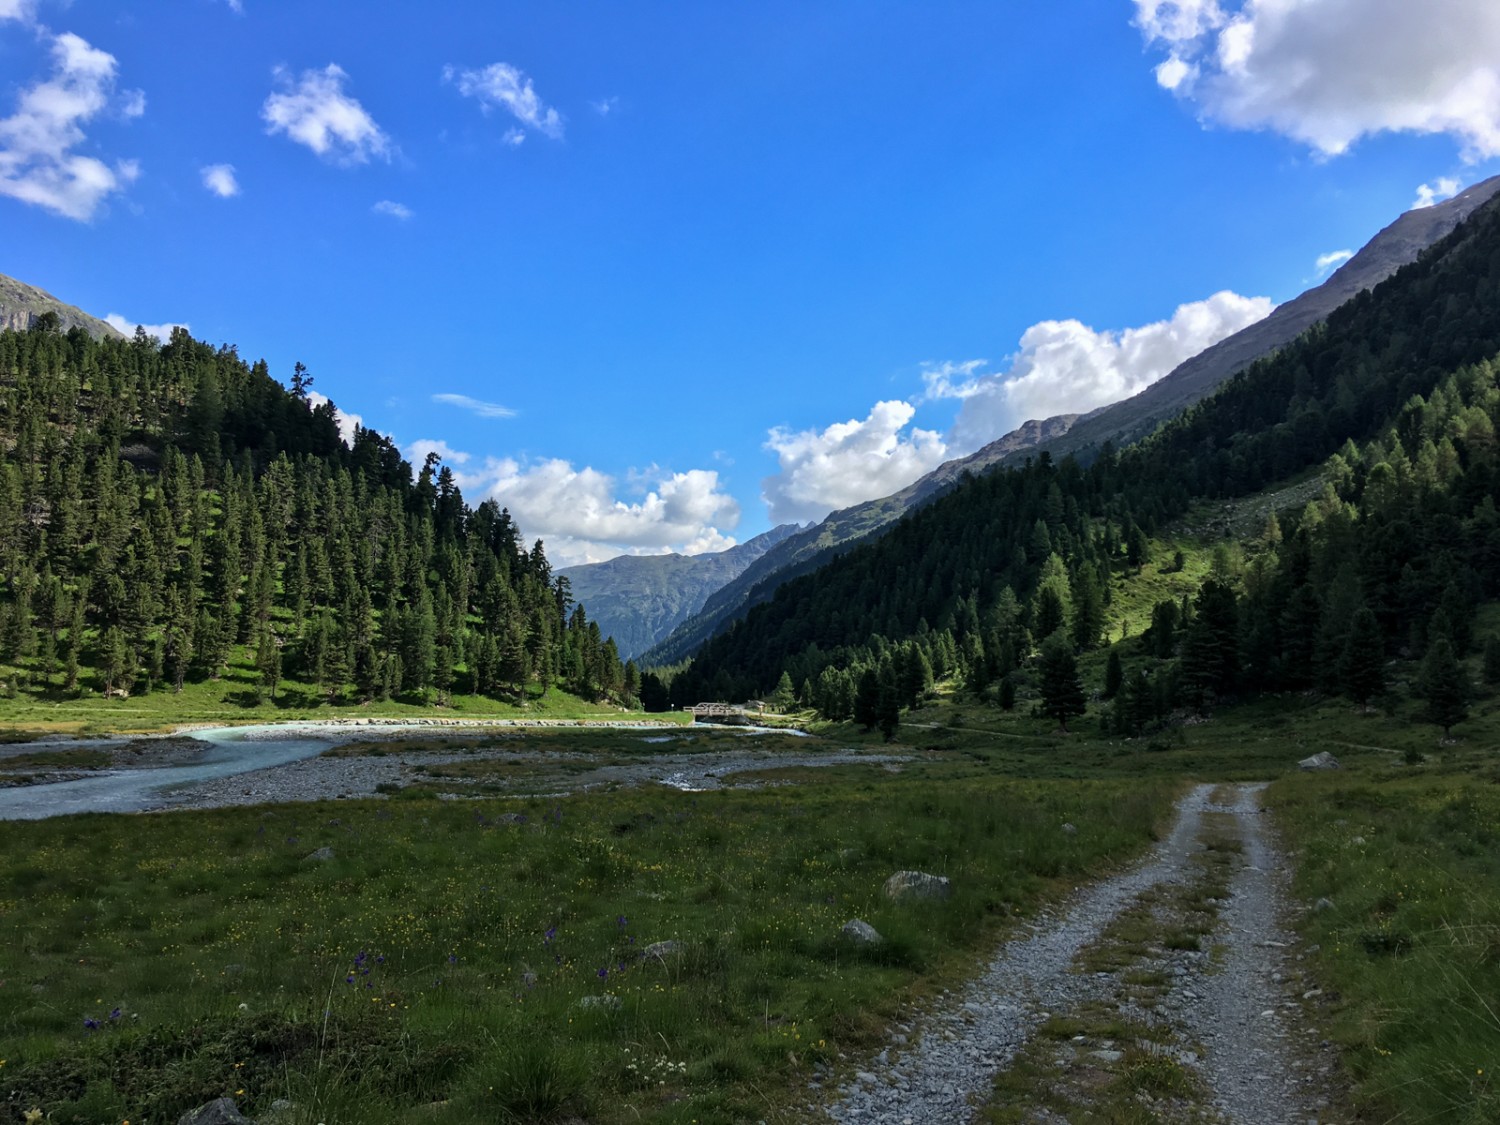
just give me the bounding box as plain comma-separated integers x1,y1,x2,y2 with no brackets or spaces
0,642,681,737
0,754,1176,1124
1270,764,1500,1125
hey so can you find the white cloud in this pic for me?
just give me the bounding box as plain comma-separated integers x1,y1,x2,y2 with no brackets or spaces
1136,0,1500,160
262,64,391,165
306,390,364,446
592,96,619,117
502,127,526,147
1413,176,1463,208
454,459,740,566
406,438,470,466
432,392,516,419
761,400,948,525
940,290,1274,452
0,0,37,23
0,30,141,221
445,61,564,140
371,199,412,220
104,313,188,343
200,163,239,198
1314,248,1353,274
222,0,244,13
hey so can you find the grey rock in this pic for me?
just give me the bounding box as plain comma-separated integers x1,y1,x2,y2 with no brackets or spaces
577,994,622,1011
643,939,683,960
302,846,335,862
841,919,884,944
1313,897,1335,912
177,1098,254,1125
1061,822,1078,836
1297,751,1340,771
883,870,952,902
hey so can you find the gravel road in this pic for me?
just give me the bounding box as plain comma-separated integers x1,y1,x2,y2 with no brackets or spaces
816,783,1341,1124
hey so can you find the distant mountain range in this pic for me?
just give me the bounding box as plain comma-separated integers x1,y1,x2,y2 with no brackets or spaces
0,273,123,339
638,174,1500,668
558,523,802,661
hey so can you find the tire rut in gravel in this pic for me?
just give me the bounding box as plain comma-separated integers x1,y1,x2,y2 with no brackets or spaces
816,783,1217,1123
814,783,1346,1124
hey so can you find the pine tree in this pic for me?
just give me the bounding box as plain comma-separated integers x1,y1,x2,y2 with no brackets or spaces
1417,635,1470,737
1038,634,1086,732
1103,648,1123,700
1338,608,1385,705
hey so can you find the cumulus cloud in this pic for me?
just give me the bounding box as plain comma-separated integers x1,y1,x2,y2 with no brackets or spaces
445,61,564,140
0,0,37,23
200,163,239,197
371,199,412,220
937,290,1274,452
761,400,949,525
1135,0,1500,159
104,313,188,343
454,459,740,566
1315,248,1353,274
305,390,364,446
1413,176,1463,208
0,30,142,220
406,438,470,466
433,392,516,419
262,64,391,164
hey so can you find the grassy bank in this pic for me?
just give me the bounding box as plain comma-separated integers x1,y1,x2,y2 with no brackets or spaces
0,761,1177,1124
1271,760,1500,1125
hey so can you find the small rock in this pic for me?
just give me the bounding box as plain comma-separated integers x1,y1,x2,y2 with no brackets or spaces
1298,751,1340,770
841,919,884,944
883,870,952,902
1091,1049,1124,1063
576,994,622,1011
177,1098,254,1125
302,846,335,863
1313,897,1335,912
856,1070,878,1085
1061,822,1077,836
642,940,683,961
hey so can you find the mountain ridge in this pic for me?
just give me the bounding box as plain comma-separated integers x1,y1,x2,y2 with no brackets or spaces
640,176,1500,669
0,272,124,340
558,523,803,661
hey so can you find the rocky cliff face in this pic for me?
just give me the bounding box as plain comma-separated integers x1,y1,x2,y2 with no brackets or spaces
0,273,124,339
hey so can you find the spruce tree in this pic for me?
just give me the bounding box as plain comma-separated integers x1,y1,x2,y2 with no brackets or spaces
1417,635,1470,737
1338,608,1385,705
1038,634,1086,732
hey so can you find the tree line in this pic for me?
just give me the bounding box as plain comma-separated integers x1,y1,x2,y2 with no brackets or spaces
0,322,633,708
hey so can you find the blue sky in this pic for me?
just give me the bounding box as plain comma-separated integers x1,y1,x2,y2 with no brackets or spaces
4,0,1499,564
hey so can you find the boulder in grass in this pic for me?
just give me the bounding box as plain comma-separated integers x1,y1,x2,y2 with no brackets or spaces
302,846,335,862
642,939,683,961
178,1098,255,1125
882,870,951,902
1298,751,1340,771
840,918,883,945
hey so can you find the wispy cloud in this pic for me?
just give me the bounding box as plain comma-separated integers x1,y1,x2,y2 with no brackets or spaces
371,199,412,220
1314,248,1353,275
0,30,143,220
592,96,619,117
262,64,391,165
1413,176,1463,208
200,163,239,198
445,61,564,140
0,1,37,24
432,392,517,419
105,313,188,342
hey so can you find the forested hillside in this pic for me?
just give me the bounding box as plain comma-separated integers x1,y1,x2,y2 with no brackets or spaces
0,323,633,709
663,192,1500,727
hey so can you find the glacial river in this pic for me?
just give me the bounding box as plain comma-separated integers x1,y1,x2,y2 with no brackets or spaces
0,720,802,821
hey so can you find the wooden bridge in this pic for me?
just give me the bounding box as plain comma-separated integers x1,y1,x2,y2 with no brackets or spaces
686,702,751,724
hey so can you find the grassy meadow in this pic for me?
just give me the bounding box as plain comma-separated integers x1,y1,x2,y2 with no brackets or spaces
0,746,1175,1125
